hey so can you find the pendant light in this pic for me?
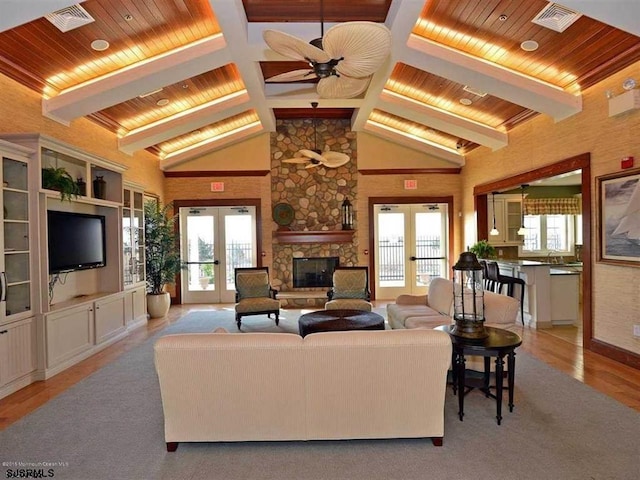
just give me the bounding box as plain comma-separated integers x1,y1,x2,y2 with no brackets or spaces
517,184,528,236
489,192,499,236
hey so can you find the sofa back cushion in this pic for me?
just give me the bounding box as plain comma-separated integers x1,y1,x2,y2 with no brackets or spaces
428,277,454,315
483,290,519,324
154,333,306,442
303,329,452,439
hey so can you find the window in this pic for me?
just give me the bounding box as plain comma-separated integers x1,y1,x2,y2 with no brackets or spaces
520,214,575,256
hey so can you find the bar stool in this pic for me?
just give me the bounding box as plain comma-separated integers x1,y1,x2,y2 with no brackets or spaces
485,261,500,293
486,262,525,325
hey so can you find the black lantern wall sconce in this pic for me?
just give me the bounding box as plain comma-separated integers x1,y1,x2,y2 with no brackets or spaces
341,198,353,230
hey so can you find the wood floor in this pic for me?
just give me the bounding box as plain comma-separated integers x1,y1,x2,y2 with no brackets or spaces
1,303,639,431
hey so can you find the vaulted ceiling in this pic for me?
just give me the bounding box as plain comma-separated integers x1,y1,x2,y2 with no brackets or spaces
1,0,639,170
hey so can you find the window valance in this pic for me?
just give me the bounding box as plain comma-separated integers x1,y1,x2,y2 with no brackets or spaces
523,197,581,215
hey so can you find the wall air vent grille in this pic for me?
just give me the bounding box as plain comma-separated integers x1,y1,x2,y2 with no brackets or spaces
531,3,582,33
45,5,95,32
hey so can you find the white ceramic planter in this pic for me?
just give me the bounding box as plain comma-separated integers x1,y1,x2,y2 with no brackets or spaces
147,292,171,318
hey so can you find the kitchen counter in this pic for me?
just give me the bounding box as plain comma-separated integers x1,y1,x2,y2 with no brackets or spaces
550,268,581,275
491,260,581,328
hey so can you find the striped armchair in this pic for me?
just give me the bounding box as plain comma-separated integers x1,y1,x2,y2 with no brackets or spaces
325,267,372,312
234,267,280,329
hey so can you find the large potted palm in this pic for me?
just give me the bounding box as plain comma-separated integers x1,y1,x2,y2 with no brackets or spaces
144,201,181,318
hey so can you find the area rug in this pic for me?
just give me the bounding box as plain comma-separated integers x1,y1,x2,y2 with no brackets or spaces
0,310,638,480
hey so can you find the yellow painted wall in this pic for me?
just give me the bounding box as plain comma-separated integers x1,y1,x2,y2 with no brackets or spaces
462,61,640,355
356,172,463,272
358,131,460,169
165,133,270,171
0,74,164,198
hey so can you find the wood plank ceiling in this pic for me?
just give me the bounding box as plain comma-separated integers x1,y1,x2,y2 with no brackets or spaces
0,0,638,168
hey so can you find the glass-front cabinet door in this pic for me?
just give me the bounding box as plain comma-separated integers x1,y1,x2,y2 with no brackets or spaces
123,184,145,288
2,154,31,320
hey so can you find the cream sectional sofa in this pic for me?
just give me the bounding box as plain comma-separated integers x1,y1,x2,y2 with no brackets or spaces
154,329,452,451
387,277,519,329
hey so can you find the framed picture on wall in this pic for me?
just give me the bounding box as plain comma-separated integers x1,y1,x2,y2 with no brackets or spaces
597,168,640,266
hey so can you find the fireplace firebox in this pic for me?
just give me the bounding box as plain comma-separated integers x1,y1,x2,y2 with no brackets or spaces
293,257,340,288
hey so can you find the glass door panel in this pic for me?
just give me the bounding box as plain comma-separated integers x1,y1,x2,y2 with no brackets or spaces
375,203,449,299
180,206,256,304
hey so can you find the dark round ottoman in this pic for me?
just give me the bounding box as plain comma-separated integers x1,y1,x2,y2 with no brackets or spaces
298,309,385,337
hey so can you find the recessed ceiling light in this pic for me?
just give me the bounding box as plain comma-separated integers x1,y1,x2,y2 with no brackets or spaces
520,40,539,52
124,14,133,21
156,98,170,106
498,14,508,21
90,39,110,51
182,84,189,89
459,98,473,106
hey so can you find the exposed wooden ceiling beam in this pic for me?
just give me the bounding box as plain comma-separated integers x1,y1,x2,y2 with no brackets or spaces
42,35,229,124
118,91,252,155
402,35,583,122
378,90,508,151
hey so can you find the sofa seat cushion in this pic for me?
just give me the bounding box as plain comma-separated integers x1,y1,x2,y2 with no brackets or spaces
387,304,445,326
235,297,280,313
405,316,453,329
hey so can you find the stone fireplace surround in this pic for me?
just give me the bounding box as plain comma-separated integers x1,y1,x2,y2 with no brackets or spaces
270,118,358,307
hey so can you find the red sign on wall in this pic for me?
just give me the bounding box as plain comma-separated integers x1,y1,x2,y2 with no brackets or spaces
404,179,418,190
210,182,224,192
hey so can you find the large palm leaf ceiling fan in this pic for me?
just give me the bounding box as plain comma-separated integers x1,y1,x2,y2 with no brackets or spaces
282,102,350,169
262,4,392,99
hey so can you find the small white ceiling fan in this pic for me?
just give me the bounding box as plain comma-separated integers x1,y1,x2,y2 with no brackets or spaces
262,1,391,99
282,102,350,169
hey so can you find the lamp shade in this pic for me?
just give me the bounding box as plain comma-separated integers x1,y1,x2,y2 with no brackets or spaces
451,252,488,339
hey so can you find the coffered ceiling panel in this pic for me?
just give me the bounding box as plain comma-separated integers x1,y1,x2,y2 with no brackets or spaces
385,63,531,130
155,110,260,157
93,65,245,135
0,0,638,167
414,0,640,92
0,0,220,96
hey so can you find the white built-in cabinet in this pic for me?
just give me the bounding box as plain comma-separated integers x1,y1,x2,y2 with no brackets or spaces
0,134,148,396
0,140,37,399
488,194,523,245
122,183,147,328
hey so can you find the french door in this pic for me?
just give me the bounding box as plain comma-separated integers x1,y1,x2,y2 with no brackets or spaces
374,203,449,299
179,206,256,304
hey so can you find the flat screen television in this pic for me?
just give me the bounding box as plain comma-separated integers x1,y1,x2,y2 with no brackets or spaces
47,210,106,274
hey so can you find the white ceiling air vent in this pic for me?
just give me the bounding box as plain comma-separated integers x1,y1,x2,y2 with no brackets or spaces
532,3,582,33
45,5,95,33
463,86,487,97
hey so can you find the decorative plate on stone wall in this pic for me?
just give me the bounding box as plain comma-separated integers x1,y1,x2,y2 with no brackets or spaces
273,203,294,229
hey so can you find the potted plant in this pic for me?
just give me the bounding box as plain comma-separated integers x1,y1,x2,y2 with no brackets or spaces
42,167,80,201
144,201,181,318
469,239,497,259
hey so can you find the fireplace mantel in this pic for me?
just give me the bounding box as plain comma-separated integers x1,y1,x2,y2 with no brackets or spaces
273,230,354,244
